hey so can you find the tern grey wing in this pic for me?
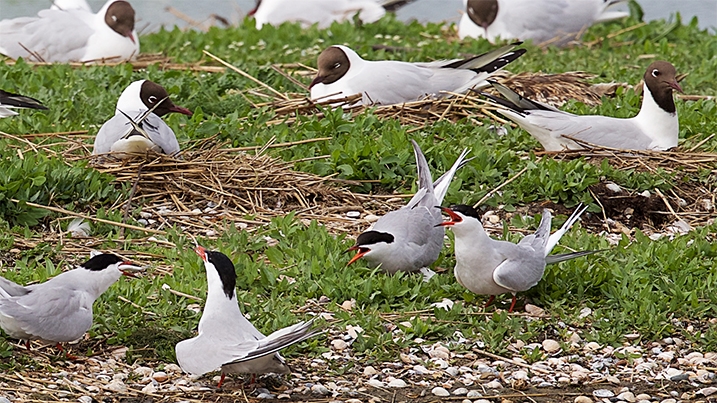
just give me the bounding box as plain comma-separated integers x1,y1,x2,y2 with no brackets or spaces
492,246,547,292
225,320,322,366
0,286,92,342
0,277,29,298
0,10,93,62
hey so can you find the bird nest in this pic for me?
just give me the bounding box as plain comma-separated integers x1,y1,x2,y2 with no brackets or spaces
85,143,402,239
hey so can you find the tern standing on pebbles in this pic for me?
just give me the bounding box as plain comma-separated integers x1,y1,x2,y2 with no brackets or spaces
347,140,471,279
438,205,598,312
176,246,322,387
483,61,683,151
0,254,142,355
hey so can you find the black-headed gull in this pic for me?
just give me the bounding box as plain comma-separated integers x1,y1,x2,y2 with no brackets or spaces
249,0,415,29
347,140,471,277
176,246,322,387
0,0,138,63
0,89,48,118
310,43,526,105
438,205,596,312
484,61,682,151
0,254,142,352
93,79,193,157
459,0,629,45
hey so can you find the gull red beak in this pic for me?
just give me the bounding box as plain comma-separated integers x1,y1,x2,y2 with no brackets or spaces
436,206,463,227
126,31,136,44
669,80,684,94
169,105,193,116
309,75,324,89
248,6,258,16
194,245,207,261
346,245,369,266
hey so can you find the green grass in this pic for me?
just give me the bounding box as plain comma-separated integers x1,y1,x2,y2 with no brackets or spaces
0,11,716,369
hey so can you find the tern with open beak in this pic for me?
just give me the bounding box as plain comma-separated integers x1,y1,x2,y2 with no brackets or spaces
438,204,599,312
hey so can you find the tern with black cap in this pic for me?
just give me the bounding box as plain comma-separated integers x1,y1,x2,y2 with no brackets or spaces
175,246,322,387
0,0,139,63
438,204,598,312
0,254,142,355
483,61,682,151
0,90,48,118
310,43,525,106
347,140,470,278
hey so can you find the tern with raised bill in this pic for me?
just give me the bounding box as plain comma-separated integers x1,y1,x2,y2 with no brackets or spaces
438,204,599,312
459,0,629,46
347,140,470,278
93,79,193,157
310,43,525,105
0,89,48,118
0,254,142,355
0,0,138,63
175,246,322,387
483,61,682,151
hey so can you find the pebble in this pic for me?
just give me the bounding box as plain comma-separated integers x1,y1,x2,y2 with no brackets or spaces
257,393,275,399
466,390,482,398
387,379,407,388
346,211,361,219
453,387,468,396
699,387,717,396
431,387,450,397
660,399,676,403
636,394,652,400
78,397,92,403
484,380,502,389
105,380,127,393
542,339,561,353
153,371,168,383
574,396,593,403
366,379,385,388
332,339,348,350
364,214,379,222
474,400,491,403
164,363,182,373
311,384,330,395
133,366,153,377
363,366,378,376
617,391,636,402
593,389,614,398
141,383,157,393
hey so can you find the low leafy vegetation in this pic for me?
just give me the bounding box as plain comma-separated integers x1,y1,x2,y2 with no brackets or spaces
0,9,716,370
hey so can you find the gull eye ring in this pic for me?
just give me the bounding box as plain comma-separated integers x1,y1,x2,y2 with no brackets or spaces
651,69,660,77
148,95,157,103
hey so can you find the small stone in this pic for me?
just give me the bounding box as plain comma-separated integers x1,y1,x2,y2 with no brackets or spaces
277,394,290,399
445,366,459,376
574,396,593,403
585,342,601,351
346,211,361,219
699,387,717,396
111,347,128,360
484,380,502,389
164,363,182,374
593,389,614,398
513,370,528,380
152,371,168,383
364,366,378,376
366,379,385,388
141,383,157,393
311,384,330,395
346,400,362,403
660,399,676,403
133,366,153,377
617,391,636,402
568,332,582,343
525,304,544,315
332,339,348,350
453,387,468,395
78,397,93,403
340,300,354,311
542,339,561,353
431,387,450,397
105,380,127,393
487,214,500,224
635,394,652,400
606,183,622,193
579,307,592,318
624,333,640,340
257,393,275,399
388,379,407,388
466,390,482,398
364,214,379,222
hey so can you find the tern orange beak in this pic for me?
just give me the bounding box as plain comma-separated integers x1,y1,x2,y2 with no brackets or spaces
345,245,369,265
436,206,463,227
194,245,207,261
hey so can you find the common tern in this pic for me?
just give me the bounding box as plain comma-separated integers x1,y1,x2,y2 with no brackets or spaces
483,61,682,151
0,89,48,118
438,204,597,312
0,0,138,63
93,79,193,157
459,0,629,46
310,43,525,105
347,140,471,276
175,246,322,387
0,254,142,353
